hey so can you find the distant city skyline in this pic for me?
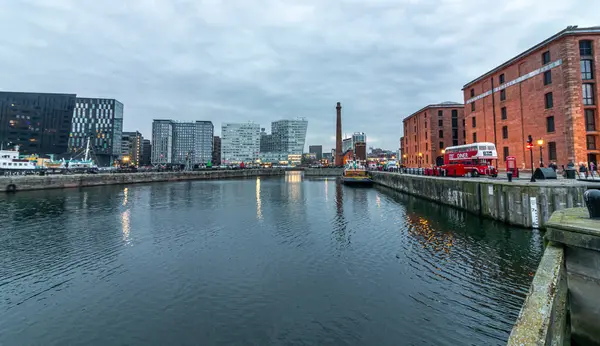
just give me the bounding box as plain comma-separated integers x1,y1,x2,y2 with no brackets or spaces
2,1,595,151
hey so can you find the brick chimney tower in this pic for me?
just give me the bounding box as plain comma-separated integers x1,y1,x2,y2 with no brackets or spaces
335,102,343,166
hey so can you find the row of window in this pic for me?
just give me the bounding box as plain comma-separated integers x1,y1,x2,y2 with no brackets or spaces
469,41,594,109
471,110,596,138
501,142,558,161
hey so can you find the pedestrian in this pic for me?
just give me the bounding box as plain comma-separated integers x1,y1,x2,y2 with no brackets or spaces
591,162,596,177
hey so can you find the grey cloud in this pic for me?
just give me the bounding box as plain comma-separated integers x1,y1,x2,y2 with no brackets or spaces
0,0,597,151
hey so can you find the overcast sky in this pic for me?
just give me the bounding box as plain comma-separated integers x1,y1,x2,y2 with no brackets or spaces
0,0,597,151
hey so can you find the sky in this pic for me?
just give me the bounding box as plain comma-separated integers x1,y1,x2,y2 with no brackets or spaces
0,0,597,152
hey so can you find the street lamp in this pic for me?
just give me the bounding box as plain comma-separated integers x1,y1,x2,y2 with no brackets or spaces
441,149,446,154
418,152,423,168
537,139,544,167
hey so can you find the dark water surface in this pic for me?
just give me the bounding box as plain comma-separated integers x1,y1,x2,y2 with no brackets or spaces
0,173,543,345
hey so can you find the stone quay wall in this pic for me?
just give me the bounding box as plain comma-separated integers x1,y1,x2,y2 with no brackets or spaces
303,168,344,176
509,207,600,346
0,169,285,193
370,171,589,229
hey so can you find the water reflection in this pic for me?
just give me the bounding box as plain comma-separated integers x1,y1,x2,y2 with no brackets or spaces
332,181,349,248
255,177,262,220
121,209,131,244
0,180,543,346
123,187,129,206
285,171,302,202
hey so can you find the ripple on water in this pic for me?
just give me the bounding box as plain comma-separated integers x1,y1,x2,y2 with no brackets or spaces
0,179,543,346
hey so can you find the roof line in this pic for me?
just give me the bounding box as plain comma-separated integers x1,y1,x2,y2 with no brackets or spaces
462,25,600,89
402,102,464,122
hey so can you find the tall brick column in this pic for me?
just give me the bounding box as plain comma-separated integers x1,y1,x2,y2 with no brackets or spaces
335,102,343,166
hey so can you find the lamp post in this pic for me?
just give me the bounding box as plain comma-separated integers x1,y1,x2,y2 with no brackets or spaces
537,139,544,167
418,152,423,168
527,135,536,182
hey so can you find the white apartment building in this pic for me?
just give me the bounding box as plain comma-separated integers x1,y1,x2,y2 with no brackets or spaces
221,122,261,164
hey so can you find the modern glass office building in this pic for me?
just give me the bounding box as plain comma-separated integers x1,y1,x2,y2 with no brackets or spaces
141,139,151,166
70,98,123,166
0,92,76,156
271,118,308,155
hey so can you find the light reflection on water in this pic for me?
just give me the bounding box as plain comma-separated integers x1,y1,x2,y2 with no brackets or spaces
0,178,543,346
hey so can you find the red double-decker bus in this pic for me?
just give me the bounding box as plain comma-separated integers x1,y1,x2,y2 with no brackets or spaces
442,142,498,177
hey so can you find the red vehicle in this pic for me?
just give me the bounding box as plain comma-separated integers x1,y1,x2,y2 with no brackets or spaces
442,142,498,177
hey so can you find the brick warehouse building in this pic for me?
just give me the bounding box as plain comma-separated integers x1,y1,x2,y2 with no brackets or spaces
401,102,465,167
463,26,600,170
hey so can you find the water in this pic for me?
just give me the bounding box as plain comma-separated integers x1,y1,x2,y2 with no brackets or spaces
0,172,543,345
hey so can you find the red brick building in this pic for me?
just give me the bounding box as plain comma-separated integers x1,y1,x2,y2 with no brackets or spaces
463,26,600,170
401,102,465,167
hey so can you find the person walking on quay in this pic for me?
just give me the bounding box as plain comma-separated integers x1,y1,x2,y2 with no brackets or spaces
591,161,597,178
580,162,588,178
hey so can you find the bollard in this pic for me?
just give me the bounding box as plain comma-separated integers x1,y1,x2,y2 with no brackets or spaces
507,171,513,182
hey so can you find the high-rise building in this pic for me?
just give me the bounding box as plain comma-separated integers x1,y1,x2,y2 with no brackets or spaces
260,128,276,153
258,118,308,164
70,97,123,166
151,120,173,165
151,120,213,165
271,118,308,154
141,139,151,166
463,25,600,168
0,92,76,156
221,122,260,164
172,122,195,165
194,121,214,164
342,138,353,153
309,145,323,160
352,132,367,145
212,136,221,165
121,131,142,166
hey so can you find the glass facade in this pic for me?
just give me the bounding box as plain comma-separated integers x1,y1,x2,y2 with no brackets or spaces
212,136,221,165
270,119,308,155
70,98,123,166
0,92,76,156
141,139,151,166
308,145,323,160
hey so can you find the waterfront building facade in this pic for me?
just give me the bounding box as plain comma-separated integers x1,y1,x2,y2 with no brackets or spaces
309,145,323,160
402,102,465,167
121,131,142,166
194,121,214,164
221,122,261,164
151,120,214,165
342,138,353,153
0,92,76,156
70,97,123,166
141,139,151,166
463,26,600,168
212,136,221,166
151,120,173,165
270,119,308,155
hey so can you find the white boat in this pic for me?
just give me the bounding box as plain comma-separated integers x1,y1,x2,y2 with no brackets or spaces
0,145,40,175
44,137,98,171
